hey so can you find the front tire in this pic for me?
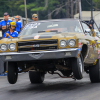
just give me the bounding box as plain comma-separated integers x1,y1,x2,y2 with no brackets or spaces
29,71,45,84
72,55,84,80
89,59,100,83
7,62,18,84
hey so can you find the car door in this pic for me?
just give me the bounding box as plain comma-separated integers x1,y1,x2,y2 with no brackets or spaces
81,22,98,64
93,23,100,59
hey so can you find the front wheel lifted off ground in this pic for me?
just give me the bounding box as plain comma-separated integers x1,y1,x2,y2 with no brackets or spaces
72,55,84,80
29,71,45,84
7,62,18,84
89,59,100,83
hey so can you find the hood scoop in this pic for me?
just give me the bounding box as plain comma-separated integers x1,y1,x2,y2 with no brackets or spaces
22,32,57,40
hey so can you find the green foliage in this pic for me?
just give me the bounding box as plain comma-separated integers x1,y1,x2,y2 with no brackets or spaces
31,7,44,11
0,0,99,20
93,0,100,10
81,0,90,11
27,3,36,9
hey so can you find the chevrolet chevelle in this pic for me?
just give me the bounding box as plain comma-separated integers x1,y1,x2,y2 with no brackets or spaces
0,19,100,84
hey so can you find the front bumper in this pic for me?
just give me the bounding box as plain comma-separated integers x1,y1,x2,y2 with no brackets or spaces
0,48,80,62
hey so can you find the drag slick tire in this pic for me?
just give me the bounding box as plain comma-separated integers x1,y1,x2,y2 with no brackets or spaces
29,71,45,84
89,59,100,83
72,55,84,80
7,62,18,84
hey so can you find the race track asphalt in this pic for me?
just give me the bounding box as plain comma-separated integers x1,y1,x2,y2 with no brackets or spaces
0,72,99,100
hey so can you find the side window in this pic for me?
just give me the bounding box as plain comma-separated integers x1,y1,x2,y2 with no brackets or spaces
82,23,91,36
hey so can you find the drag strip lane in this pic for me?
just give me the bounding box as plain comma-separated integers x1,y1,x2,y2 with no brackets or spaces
0,73,99,100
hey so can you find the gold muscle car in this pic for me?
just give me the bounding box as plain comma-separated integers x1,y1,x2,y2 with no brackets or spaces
0,19,100,84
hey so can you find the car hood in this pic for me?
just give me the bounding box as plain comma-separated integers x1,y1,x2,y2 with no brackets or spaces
0,32,85,43
0,37,19,43
19,32,84,40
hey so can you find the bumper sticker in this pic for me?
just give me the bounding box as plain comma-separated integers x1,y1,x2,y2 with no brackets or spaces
34,35,40,39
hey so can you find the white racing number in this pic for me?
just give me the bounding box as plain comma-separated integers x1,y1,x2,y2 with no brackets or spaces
29,23,41,29
24,23,41,30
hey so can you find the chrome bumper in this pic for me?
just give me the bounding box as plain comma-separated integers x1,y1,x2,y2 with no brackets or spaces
0,48,80,62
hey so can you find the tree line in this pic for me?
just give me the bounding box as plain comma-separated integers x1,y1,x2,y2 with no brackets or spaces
0,0,100,20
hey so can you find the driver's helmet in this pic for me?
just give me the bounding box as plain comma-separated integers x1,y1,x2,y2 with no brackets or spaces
10,22,16,28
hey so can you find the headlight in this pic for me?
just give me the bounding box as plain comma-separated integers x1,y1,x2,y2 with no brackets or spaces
59,40,67,47
0,44,7,51
68,39,76,47
8,43,16,51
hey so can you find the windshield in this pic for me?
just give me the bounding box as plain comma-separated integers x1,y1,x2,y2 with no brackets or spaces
19,20,83,36
94,30,100,36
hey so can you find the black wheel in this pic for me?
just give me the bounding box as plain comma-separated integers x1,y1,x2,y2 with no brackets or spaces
7,62,18,84
89,59,100,83
29,71,45,84
72,55,84,80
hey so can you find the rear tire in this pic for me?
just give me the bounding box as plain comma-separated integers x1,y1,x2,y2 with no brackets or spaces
29,71,45,84
89,59,100,83
72,55,84,80
7,62,18,84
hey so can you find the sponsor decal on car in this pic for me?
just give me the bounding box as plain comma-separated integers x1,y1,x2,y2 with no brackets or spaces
90,54,95,59
98,50,100,54
98,54,100,59
93,59,97,65
34,35,40,39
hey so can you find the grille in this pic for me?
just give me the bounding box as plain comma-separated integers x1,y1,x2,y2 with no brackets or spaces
17,40,58,52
